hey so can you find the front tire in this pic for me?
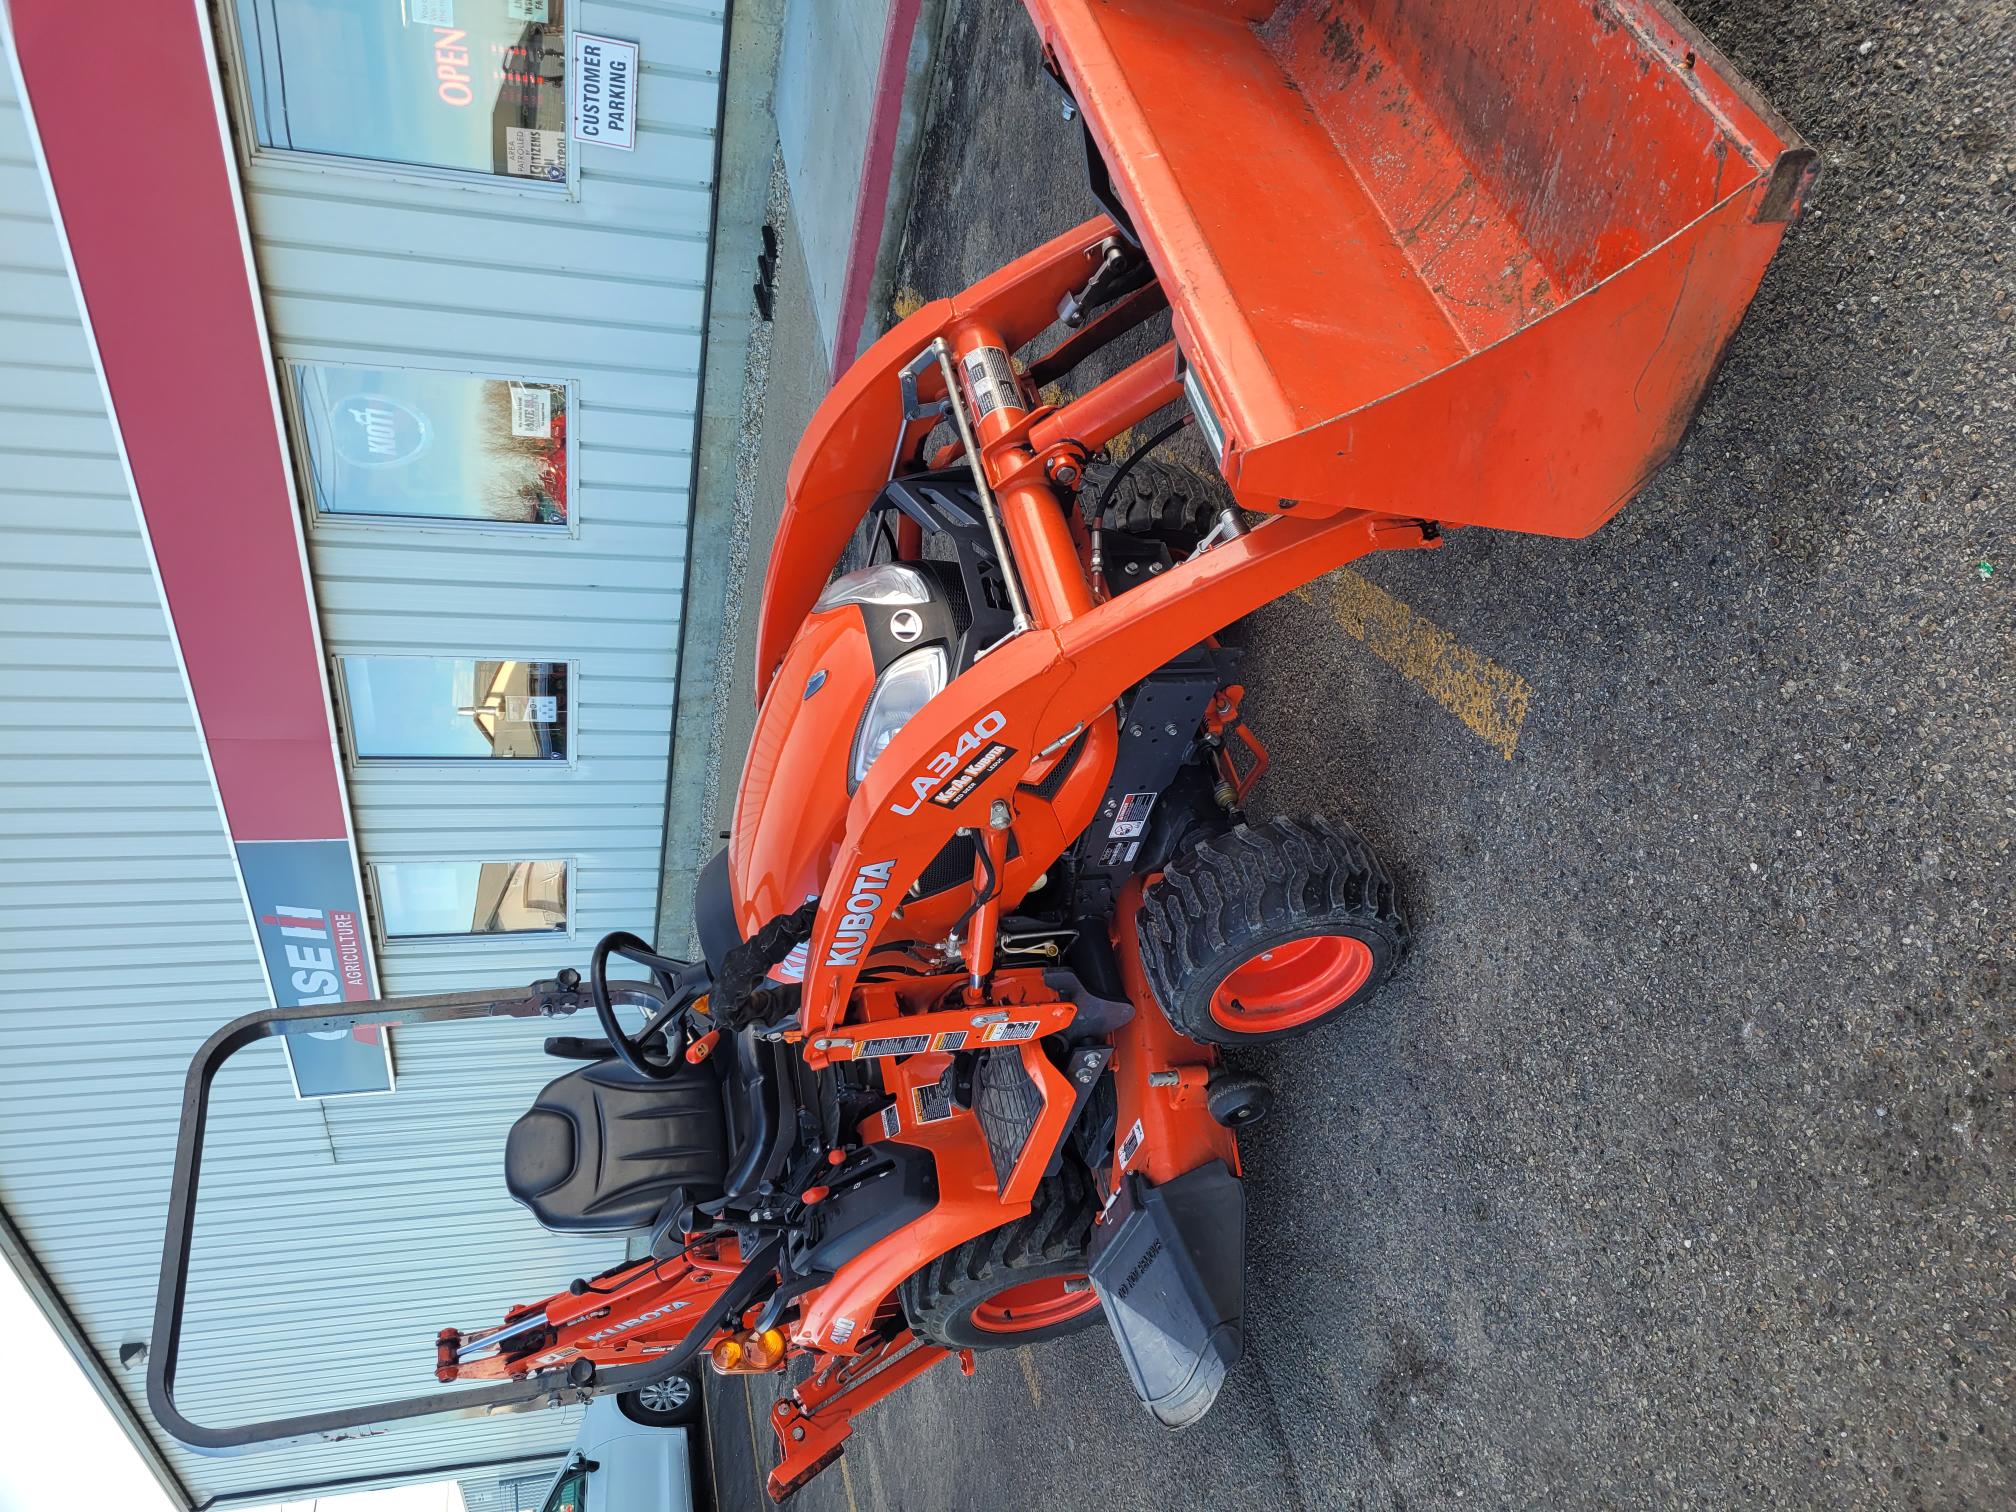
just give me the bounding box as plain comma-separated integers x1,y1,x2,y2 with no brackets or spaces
1138,815,1407,1046
1085,455,1229,550
901,1164,1104,1350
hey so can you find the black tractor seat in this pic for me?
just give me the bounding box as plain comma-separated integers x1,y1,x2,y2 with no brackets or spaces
505,1057,728,1235
504,1023,826,1237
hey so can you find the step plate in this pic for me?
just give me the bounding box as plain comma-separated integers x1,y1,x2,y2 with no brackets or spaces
972,1048,1043,1194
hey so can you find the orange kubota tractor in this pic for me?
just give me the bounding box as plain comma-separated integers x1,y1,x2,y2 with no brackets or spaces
150,0,1812,1500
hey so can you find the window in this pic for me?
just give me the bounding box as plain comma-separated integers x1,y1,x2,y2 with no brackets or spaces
539,1467,587,1512
290,364,569,528
374,860,569,940
339,657,570,762
231,0,573,183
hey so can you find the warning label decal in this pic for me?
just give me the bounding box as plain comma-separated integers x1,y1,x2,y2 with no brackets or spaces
1109,791,1158,840
962,345,1022,419
911,1078,956,1125
982,1019,1042,1044
1118,1117,1145,1170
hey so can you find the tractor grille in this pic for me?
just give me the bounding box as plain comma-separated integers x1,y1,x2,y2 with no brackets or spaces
1019,727,1087,801
912,831,1022,900
914,835,977,898
973,1048,1044,1194
921,558,973,638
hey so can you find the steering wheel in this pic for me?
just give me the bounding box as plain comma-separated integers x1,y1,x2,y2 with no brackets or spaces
590,931,704,1081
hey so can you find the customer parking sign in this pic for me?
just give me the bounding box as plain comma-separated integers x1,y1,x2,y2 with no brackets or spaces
570,34,639,150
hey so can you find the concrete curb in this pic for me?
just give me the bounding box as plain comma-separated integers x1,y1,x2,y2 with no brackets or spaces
833,0,947,366
777,0,949,372
656,0,785,957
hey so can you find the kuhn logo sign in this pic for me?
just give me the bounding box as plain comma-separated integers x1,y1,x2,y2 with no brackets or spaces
824,860,895,967
890,711,1009,815
329,393,428,470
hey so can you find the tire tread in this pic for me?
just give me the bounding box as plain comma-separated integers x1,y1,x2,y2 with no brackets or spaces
1138,814,1409,1045
1086,456,1229,547
900,1162,1099,1350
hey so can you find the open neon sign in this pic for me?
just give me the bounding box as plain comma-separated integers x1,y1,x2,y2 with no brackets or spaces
433,26,474,106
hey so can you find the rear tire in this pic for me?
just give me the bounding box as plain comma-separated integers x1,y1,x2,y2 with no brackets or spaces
1138,815,1408,1046
901,1163,1104,1350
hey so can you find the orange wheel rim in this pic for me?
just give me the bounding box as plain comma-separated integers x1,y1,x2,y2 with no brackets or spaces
969,1275,1099,1334
1208,934,1373,1033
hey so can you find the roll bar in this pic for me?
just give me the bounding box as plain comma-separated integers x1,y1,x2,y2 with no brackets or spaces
145,975,736,1455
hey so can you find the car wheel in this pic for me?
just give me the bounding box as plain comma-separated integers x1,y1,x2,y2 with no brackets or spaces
616,1369,699,1428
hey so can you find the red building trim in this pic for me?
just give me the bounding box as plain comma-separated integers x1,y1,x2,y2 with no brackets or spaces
11,0,382,1039
833,0,927,369
10,0,347,843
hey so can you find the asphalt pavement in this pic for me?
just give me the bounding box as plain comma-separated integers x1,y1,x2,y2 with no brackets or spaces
709,2,2014,1507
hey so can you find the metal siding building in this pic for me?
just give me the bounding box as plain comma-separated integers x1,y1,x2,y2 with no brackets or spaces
234,1,721,997
0,2,727,1503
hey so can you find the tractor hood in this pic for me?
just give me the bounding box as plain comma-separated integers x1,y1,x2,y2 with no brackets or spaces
727,565,962,950
729,606,874,940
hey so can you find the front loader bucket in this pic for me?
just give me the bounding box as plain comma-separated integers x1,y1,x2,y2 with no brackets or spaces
1026,0,1814,538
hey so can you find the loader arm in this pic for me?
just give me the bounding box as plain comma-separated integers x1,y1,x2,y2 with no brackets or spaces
798,503,1428,1040
754,216,1126,701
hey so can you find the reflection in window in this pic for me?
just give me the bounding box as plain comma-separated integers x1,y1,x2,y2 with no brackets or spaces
540,1468,588,1512
375,860,569,939
293,364,567,526
232,0,573,181
342,658,570,761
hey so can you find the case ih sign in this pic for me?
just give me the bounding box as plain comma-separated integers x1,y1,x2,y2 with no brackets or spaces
238,840,390,1099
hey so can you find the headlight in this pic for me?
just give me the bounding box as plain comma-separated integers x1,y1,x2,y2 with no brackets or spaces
851,645,947,785
815,564,933,612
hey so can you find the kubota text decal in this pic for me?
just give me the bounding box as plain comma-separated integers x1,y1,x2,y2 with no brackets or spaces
824,860,896,967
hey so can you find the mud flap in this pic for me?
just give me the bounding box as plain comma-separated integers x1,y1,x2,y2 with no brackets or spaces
1087,1159,1245,1428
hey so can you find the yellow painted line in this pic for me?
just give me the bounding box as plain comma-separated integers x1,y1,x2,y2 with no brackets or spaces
1299,568,1532,760
840,1451,862,1512
1017,1346,1043,1409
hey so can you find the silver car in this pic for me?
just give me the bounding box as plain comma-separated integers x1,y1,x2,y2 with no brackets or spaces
536,1370,702,1512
